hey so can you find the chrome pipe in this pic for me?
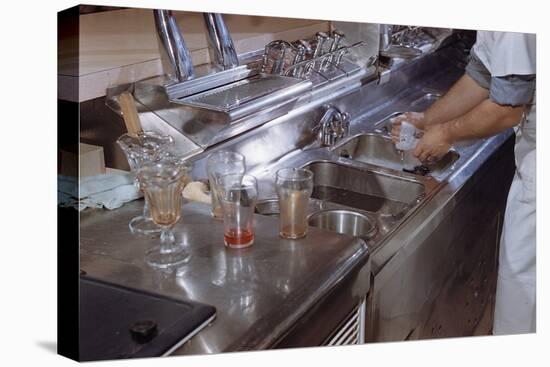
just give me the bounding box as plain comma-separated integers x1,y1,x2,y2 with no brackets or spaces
153,9,195,83
379,24,393,52
203,13,239,70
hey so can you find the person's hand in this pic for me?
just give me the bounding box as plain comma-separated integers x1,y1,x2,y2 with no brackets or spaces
390,112,426,144
413,124,452,163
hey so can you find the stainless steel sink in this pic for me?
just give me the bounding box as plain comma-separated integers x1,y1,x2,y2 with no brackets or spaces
308,209,378,240
302,161,426,217
332,133,460,177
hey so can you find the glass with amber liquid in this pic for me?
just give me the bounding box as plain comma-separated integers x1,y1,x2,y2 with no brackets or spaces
275,168,313,239
116,131,174,235
219,174,258,249
137,159,190,268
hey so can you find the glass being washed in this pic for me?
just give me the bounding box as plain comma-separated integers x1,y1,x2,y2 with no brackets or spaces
137,159,190,268
219,174,258,249
206,151,246,219
396,121,423,151
116,131,174,235
275,168,314,239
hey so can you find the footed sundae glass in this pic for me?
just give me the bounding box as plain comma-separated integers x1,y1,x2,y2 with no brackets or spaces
116,131,174,235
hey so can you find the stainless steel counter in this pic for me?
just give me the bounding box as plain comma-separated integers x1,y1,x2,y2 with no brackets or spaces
80,202,370,354
167,44,515,342
79,42,515,353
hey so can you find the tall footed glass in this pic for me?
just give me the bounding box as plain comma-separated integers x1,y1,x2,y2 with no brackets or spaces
137,159,190,268
116,131,174,235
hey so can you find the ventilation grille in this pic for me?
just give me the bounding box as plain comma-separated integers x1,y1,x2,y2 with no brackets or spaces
323,298,365,346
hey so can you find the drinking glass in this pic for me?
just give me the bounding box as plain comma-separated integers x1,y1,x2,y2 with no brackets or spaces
275,168,314,239
117,131,174,235
137,159,190,268
206,151,246,219
219,174,258,249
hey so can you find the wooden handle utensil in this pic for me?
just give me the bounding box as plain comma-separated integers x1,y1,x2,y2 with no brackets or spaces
119,92,143,137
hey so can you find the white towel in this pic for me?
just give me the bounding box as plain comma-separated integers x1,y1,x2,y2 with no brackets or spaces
182,181,211,204
58,168,142,211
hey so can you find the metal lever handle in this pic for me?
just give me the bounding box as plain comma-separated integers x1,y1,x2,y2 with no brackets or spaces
313,32,329,58
330,30,345,53
291,44,307,77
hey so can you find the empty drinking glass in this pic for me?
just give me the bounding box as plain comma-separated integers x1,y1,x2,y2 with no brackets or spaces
219,174,258,249
137,159,190,268
206,151,246,219
275,168,314,239
117,131,174,235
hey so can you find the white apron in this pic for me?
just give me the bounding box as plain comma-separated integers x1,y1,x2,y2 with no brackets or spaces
474,31,536,334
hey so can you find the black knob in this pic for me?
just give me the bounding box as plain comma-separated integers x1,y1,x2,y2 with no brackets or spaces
129,320,158,344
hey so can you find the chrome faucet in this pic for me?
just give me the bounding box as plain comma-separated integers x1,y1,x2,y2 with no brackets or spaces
315,105,351,147
153,9,195,83
202,13,239,70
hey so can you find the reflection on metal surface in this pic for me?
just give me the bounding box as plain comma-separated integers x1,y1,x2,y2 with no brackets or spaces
410,92,442,108
80,201,369,354
380,44,422,59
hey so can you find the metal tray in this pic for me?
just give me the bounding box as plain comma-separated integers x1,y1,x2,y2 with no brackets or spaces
173,73,312,121
165,65,256,100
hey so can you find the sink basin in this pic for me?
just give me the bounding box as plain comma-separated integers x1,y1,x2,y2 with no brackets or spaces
302,161,425,217
333,133,459,177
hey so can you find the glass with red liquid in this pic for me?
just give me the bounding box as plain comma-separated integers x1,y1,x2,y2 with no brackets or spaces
218,174,258,249
206,151,246,219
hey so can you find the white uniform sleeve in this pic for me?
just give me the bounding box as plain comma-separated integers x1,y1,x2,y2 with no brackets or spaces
486,32,536,77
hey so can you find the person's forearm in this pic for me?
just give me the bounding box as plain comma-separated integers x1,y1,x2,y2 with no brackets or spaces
423,74,489,127
442,99,525,142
